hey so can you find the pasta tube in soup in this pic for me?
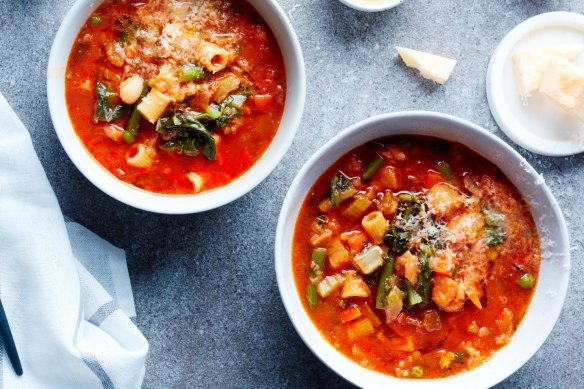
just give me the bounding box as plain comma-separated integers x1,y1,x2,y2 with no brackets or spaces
292,137,541,379
66,0,286,194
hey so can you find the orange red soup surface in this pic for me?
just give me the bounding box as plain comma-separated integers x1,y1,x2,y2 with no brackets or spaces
66,0,286,194
292,136,541,379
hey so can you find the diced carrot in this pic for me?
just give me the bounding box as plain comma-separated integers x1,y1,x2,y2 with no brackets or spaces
340,305,362,323
425,170,444,188
251,94,273,111
340,231,367,252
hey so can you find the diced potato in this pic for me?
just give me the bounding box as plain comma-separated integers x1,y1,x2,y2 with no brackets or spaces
341,271,370,298
426,183,465,219
317,274,346,297
327,237,350,269
353,245,384,275
396,251,420,285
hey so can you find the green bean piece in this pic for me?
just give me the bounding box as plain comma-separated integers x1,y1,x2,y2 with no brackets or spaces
123,131,135,144
437,161,453,180
124,83,149,143
518,273,535,289
363,155,385,181
311,248,327,267
306,283,318,308
90,16,102,26
411,366,424,378
180,64,206,82
375,255,395,309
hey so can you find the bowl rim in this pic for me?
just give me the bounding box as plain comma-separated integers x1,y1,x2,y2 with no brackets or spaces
46,0,306,214
275,111,570,388
337,0,403,12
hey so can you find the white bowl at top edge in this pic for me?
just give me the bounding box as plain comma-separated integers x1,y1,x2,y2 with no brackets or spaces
338,0,404,12
275,111,570,388
47,0,306,214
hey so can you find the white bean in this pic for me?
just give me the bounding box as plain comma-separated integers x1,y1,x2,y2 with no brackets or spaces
119,75,144,105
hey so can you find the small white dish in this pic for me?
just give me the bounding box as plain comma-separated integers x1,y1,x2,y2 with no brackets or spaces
487,11,584,156
275,112,570,388
47,0,306,214
338,0,403,12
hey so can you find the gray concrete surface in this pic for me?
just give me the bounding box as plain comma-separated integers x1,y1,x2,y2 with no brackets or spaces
1,0,583,387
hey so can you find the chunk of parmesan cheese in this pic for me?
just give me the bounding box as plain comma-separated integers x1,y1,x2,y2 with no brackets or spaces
539,55,584,120
395,46,457,84
513,45,584,99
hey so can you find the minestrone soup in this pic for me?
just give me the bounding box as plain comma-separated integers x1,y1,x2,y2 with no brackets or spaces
66,0,286,194
292,136,541,379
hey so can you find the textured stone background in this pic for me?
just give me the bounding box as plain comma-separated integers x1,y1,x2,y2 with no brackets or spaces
1,0,583,387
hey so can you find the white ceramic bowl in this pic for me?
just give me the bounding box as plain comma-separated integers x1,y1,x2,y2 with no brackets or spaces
47,0,305,214
338,0,404,12
275,112,570,388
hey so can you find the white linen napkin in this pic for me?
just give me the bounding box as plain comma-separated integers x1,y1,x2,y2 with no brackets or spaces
0,91,148,388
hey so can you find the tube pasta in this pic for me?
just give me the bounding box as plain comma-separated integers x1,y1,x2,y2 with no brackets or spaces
126,144,156,169
361,211,389,244
187,172,204,193
197,40,230,72
343,195,373,220
138,89,171,123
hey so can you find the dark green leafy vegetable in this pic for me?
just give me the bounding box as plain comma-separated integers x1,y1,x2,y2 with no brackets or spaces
156,114,216,160
363,155,385,181
155,92,248,160
306,283,318,308
375,255,395,309
329,172,352,207
384,225,411,255
93,81,129,123
415,244,434,307
383,198,423,254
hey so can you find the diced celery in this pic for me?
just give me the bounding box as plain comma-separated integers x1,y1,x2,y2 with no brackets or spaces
353,245,384,275
317,274,345,297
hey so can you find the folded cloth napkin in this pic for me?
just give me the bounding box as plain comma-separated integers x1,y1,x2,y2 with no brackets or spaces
0,91,148,388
